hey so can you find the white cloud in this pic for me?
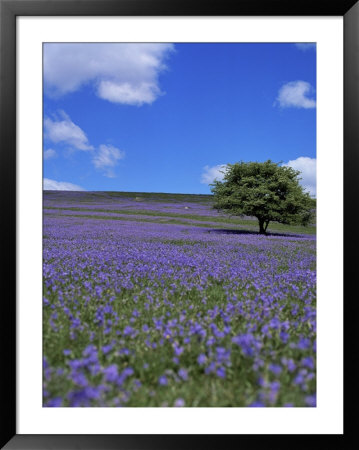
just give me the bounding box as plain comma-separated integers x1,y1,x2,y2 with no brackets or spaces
44,148,57,160
284,156,316,197
92,144,125,178
44,112,93,150
294,43,316,51
98,81,161,106
44,43,174,105
43,178,85,191
275,81,316,109
201,164,227,184
44,112,126,177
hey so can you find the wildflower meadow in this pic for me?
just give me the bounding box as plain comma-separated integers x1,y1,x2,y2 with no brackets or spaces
43,191,316,407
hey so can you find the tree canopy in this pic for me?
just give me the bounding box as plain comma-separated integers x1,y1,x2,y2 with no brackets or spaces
211,160,315,234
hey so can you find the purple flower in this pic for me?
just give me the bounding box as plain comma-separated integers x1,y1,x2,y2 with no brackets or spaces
174,344,184,356
232,333,261,357
45,397,63,407
119,348,130,355
305,395,316,407
123,326,133,335
84,386,101,400
301,357,315,369
294,374,304,385
122,367,134,377
67,389,91,407
297,337,311,350
279,331,289,343
270,381,280,392
257,376,267,387
71,372,88,387
249,401,265,407
197,354,206,365
204,361,216,375
268,364,282,376
174,398,185,407
158,375,168,386
68,359,83,370
101,344,113,355
269,317,280,330
178,368,188,381
287,359,296,372
104,364,118,383
117,367,134,386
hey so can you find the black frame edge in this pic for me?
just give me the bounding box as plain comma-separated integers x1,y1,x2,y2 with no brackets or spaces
1,0,358,448
0,0,17,448
343,0,359,440
3,0,359,17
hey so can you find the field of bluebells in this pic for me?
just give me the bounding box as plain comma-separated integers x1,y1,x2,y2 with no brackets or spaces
43,191,316,407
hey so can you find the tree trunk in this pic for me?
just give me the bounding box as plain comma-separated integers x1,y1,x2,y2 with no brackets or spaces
258,219,266,234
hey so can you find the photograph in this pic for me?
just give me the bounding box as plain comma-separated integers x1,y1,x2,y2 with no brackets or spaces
42,42,317,408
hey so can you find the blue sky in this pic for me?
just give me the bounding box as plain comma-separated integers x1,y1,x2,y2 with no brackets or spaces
43,43,316,195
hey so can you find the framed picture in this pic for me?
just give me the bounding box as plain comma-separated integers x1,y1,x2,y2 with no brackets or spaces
1,0,356,448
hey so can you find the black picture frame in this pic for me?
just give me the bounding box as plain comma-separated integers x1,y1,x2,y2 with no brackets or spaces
1,0,357,448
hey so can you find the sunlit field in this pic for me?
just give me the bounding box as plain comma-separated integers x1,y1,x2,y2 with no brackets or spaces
43,191,316,407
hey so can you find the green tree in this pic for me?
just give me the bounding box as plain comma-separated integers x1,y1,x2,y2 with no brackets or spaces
211,160,315,234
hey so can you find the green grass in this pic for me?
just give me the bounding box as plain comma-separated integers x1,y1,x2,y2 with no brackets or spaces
44,207,316,235
44,190,214,204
